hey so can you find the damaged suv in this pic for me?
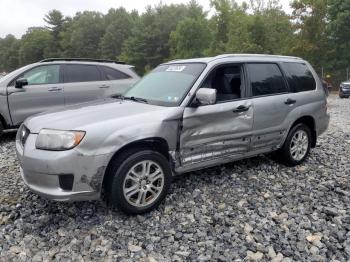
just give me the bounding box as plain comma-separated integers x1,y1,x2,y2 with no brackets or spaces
16,54,329,214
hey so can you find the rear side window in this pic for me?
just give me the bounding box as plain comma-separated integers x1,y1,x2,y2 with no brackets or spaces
283,62,316,92
64,64,101,83
247,63,288,96
100,66,130,80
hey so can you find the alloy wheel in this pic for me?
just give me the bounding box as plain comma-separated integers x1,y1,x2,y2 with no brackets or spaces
123,160,165,207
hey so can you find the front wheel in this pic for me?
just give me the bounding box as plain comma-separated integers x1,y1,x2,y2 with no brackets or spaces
277,123,311,166
106,149,172,214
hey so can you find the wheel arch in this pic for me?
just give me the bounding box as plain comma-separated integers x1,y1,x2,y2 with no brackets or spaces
290,115,317,148
102,137,171,193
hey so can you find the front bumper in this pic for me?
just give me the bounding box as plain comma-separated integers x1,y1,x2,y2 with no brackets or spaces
340,88,350,96
16,133,109,201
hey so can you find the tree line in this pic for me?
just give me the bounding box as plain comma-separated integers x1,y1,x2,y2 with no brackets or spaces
0,0,349,86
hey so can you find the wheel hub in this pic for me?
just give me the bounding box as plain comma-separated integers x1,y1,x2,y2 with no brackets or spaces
123,160,165,207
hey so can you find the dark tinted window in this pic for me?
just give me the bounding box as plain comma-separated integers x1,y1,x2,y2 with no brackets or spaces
101,66,130,80
64,64,101,83
247,63,288,96
283,62,316,92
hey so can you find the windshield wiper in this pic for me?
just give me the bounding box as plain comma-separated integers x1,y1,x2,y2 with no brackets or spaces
126,96,148,104
112,94,148,104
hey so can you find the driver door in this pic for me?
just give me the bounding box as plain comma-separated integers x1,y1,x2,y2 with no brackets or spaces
178,64,254,171
7,64,64,125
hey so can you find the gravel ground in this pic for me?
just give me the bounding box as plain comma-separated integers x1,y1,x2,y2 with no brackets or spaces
0,94,349,261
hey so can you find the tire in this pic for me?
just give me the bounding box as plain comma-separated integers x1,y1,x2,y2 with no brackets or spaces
0,122,3,139
277,123,312,167
106,149,172,214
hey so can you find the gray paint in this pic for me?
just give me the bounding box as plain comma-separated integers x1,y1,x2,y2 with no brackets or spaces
16,54,330,201
0,61,139,127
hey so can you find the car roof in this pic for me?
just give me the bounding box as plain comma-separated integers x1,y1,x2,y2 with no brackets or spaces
37,58,134,68
166,54,304,64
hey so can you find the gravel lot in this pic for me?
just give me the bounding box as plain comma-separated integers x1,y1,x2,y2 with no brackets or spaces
0,94,349,261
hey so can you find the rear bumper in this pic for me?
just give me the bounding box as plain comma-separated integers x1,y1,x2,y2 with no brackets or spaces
317,113,330,136
16,133,109,201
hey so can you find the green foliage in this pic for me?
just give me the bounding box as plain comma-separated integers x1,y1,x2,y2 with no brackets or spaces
0,35,20,71
328,0,350,69
61,11,105,58
44,9,65,57
119,4,191,74
290,0,329,70
19,27,52,65
99,8,136,60
169,17,211,59
0,0,348,85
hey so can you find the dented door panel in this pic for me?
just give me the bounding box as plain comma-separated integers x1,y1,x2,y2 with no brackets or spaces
180,100,253,167
250,94,293,151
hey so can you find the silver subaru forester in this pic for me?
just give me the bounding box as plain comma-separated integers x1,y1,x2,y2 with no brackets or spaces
16,54,330,214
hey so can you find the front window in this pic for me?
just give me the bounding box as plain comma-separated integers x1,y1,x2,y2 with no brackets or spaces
21,65,60,85
125,63,206,106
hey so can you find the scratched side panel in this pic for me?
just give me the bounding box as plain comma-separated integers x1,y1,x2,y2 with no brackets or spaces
179,100,253,167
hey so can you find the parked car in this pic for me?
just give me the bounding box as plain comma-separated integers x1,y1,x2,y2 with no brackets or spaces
0,58,139,136
16,54,329,214
339,80,350,98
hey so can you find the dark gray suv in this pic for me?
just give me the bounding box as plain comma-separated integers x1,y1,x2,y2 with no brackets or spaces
0,58,139,136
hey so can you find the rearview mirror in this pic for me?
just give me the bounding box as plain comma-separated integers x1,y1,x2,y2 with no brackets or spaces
195,88,216,106
15,78,28,88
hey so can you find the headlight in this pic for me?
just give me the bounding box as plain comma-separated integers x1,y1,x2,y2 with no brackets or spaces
35,129,85,151
18,125,30,146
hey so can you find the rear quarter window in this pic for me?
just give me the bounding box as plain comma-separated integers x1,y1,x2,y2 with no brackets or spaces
283,62,316,92
100,66,130,80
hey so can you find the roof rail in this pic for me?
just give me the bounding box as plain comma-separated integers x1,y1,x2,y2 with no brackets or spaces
214,54,302,60
40,58,125,64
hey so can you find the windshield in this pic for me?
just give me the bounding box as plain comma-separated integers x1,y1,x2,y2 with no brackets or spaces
125,63,206,106
0,64,32,84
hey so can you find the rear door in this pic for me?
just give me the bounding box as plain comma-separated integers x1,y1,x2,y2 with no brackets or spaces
7,64,64,125
246,63,295,152
62,64,105,106
99,65,137,96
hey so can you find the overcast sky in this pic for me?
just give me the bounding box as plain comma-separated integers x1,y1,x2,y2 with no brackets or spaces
0,0,292,38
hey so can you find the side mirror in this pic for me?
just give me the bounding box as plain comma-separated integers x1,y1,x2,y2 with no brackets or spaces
195,88,216,106
15,78,28,88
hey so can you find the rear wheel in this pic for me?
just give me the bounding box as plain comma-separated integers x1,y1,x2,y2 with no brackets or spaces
106,149,172,214
277,123,311,166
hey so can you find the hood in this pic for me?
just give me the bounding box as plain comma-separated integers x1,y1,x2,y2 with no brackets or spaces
342,80,350,85
25,98,177,133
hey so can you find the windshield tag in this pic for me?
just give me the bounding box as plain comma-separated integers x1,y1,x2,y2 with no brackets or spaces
166,65,186,72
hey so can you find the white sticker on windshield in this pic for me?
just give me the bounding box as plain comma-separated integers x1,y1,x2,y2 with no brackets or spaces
166,65,186,72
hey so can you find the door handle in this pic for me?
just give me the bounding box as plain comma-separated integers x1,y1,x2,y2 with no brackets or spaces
284,98,296,105
48,87,62,92
99,85,110,89
232,105,250,113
